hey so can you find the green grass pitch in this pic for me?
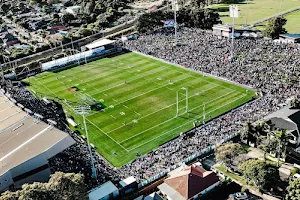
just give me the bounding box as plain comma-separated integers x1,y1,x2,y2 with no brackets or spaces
24,52,255,167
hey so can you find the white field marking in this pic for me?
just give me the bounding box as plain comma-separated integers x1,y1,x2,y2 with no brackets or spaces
38,56,146,86
134,111,141,116
112,98,118,103
88,75,194,117
83,61,157,87
166,87,174,91
103,93,108,96
109,75,197,107
119,90,236,144
38,62,115,85
89,66,167,96
123,105,129,109
110,115,117,119
104,84,219,134
85,118,129,152
35,78,58,97
158,64,239,93
127,93,247,151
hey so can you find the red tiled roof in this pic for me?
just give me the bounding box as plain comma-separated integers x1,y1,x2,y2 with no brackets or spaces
164,166,219,199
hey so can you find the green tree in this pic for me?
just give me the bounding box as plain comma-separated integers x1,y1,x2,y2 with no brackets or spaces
48,172,87,200
29,0,38,7
85,0,96,15
189,0,206,9
262,17,287,39
286,178,300,200
77,28,93,37
273,129,289,166
238,159,279,190
215,142,244,170
241,121,257,145
0,172,87,200
136,11,166,33
61,13,75,25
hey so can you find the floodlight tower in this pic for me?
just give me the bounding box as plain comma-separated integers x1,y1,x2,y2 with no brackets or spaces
229,5,238,59
173,0,179,45
74,104,97,179
245,0,249,25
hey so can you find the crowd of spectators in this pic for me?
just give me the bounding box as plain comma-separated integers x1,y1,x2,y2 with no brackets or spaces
1,27,300,188
119,27,299,180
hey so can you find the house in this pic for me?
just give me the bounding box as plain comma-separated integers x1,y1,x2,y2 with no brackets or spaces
158,165,220,200
65,6,82,16
29,21,42,31
135,192,164,200
88,181,119,200
212,24,232,37
119,176,138,194
2,33,19,46
264,106,300,146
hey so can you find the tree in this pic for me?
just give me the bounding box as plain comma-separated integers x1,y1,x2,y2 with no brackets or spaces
291,97,300,108
238,159,279,190
47,0,55,5
77,28,93,37
241,121,257,145
215,142,244,170
61,13,75,25
29,0,38,7
48,172,87,200
0,172,87,200
42,5,48,13
262,17,287,39
189,0,206,9
273,129,289,166
85,0,96,15
136,11,166,33
286,178,300,200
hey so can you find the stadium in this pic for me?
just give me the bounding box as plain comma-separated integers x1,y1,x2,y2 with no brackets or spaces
7,39,255,167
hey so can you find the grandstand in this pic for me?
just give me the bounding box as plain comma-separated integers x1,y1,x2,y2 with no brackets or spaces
0,93,75,192
2,39,118,81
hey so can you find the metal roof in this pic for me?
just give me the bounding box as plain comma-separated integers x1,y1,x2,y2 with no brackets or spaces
89,181,118,200
85,39,115,50
280,34,300,39
0,94,75,176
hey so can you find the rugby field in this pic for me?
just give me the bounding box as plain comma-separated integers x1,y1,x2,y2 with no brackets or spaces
25,52,255,167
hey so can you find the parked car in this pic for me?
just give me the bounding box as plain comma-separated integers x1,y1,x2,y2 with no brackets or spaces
229,192,249,200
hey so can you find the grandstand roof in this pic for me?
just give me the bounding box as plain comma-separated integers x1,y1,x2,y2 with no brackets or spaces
0,94,75,176
89,181,118,200
85,39,115,50
280,34,300,39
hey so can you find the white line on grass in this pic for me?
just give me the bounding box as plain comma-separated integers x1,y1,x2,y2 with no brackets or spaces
127,93,247,151
88,75,195,118
110,115,117,119
89,66,167,96
32,78,130,152
119,90,236,144
85,118,129,152
105,84,219,134
134,111,141,116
